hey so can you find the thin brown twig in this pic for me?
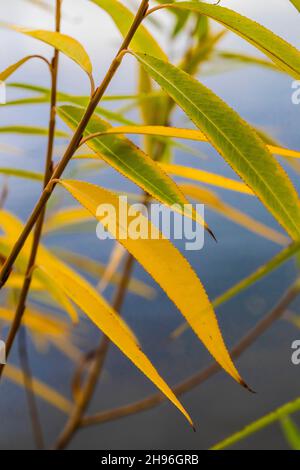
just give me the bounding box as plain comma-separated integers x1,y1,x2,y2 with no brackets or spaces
0,0,63,379
80,280,300,427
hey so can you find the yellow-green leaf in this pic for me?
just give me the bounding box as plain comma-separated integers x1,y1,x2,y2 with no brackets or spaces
90,0,167,60
133,53,300,240
59,179,247,389
159,2,300,78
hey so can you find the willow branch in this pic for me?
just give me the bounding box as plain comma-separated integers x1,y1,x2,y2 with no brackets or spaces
80,280,300,427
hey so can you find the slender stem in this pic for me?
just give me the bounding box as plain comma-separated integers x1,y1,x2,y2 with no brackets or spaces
53,254,135,450
0,0,149,291
80,281,300,427
0,0,62,379
18,327,45,450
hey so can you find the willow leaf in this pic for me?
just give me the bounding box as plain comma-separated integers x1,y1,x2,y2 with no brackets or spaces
181,183,289,246
59,179,247,389
90,0,167,60
3,364,72,414
57,105,210,234
160,2,300,78
133,53,300,240
0,56,48,81
172,242,300,339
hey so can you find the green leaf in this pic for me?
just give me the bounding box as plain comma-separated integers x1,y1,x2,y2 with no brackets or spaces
159,2,300,78
57,105,209,233
90,0,167,60
290,0,300,13
15,27,93,78
133,52,300,241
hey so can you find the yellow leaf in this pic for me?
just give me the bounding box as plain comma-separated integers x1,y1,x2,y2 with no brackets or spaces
59,179,247,389
0,307,69,337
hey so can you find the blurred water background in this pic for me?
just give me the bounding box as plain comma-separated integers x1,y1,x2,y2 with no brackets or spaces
0,0,300,450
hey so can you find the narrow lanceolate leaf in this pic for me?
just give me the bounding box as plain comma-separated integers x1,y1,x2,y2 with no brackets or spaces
0,211,190,421
60,179,247,389
39,265,192,426
290,1,300,13
57,105,210,234
161,163,253,195
162,2,300,78
15,27,93,79
172,241,300,339
133,53,300,240
90,0,167,60
0,126,68,137
181,183,289,246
